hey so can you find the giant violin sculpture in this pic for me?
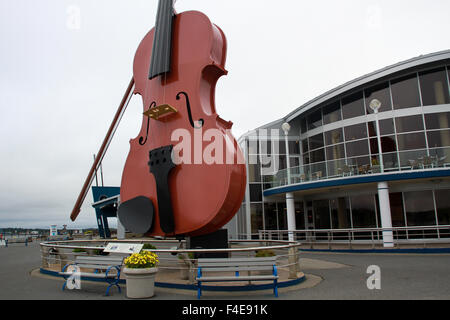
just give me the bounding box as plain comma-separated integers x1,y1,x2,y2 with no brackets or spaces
117,0,246,237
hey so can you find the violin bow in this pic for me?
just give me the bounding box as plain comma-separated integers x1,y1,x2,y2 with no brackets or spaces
70,78,135,221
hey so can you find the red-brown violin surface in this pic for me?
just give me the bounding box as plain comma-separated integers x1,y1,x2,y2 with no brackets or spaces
120,10,246,237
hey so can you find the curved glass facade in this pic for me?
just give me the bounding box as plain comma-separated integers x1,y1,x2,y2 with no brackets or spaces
233,54,450,240
264,64,450,188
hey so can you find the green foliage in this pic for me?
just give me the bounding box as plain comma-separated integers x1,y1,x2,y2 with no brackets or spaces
255,249,276,257
142,243,157,251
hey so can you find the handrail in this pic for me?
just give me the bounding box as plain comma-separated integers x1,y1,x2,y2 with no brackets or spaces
39,239,301,253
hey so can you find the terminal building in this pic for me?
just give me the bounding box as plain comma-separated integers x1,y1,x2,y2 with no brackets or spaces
232,50,450,246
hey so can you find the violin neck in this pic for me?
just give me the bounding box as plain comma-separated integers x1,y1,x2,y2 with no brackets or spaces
149,0,175,80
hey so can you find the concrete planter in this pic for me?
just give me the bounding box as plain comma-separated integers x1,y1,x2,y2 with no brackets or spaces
123,267,158,299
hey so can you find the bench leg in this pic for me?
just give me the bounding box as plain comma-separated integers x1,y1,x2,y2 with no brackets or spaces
273,280,278,298
197,282,201,299
105,282,121,296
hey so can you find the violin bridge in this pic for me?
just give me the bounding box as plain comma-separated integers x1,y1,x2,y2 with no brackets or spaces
143,104,178,120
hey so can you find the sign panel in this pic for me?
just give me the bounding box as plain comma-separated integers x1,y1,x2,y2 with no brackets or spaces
103,242,143,254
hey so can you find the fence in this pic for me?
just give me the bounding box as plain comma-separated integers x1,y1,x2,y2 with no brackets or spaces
39,239,302,283
258,225,450,249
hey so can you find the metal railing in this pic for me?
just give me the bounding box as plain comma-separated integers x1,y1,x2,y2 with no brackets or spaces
258,225,450,249
263,147,450,190
39,239,302,284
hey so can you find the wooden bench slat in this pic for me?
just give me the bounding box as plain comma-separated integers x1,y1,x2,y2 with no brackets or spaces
197,266,274,272
197,257,276,263
75,256,124,263
197,275,278,282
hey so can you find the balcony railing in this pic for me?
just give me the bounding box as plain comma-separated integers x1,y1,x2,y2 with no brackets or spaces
258,225,450,249
263,147,450,189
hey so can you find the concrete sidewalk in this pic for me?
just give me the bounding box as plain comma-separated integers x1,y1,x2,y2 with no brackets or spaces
1,242,450,300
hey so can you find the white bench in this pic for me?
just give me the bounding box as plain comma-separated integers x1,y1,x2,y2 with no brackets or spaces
59,255,124,296
196,257,279,299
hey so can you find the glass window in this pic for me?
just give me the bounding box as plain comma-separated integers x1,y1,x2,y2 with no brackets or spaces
249,184,262,202
427,130,450,148
248,139,258,154
264,203,278,230
368,119,395,137
397,132,426,151
295,201,305,230
344,123,368,141
326,144,345,161
289,140,300,154
300,117,307,134
435,189,450,225
289,156,300,168
370,136,397,154
323,101,341,124
248,163,261,183
310,148,325,163
391,74,421,109
303,152,310,165
309,133,324,150
277,155,287,170
325,128,344,145
388,193,406,227
313,200,331,229
346,139,369,157
307,109,322,130
425,112,450,130
277,202,287,230
419,67,450,106
259,139,271,156
301,139,308,153
250,203,263,235
278,140,286,154
404,190,436,226
398,149,427,168
365,82,392,113
330,197,351,229
395,115,424,133
351,195,376,228
342,91,365,119
347,155,370,167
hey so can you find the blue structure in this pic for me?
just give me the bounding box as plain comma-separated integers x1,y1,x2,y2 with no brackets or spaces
92,186,120,238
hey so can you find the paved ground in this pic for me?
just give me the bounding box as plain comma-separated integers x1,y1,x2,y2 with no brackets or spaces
1,242,450,300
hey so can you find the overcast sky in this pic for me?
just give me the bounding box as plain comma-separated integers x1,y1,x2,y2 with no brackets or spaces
1,0,450,229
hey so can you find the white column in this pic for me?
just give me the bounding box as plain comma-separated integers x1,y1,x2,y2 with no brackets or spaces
377,181,394,248
286,192,296,242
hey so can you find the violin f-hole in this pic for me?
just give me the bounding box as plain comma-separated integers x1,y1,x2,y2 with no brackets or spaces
139,101,157,145
176,91,204,129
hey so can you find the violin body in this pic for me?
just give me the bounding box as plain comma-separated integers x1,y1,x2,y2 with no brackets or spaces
120,10,246,237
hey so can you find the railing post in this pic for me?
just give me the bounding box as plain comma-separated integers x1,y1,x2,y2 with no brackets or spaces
288,247,298,279
348,231,352,250
327,231,331,250
371,230,375,249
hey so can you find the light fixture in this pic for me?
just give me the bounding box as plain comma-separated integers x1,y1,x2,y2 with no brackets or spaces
369,99,382,113
281,122,291,135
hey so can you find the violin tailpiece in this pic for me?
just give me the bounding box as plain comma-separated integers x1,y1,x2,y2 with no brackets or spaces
143,104,178,120
148,145,177,234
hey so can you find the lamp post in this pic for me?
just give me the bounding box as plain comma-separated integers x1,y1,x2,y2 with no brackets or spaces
281,122,291,184
369,99,393,247
369,99,384,173
282,122,296,242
